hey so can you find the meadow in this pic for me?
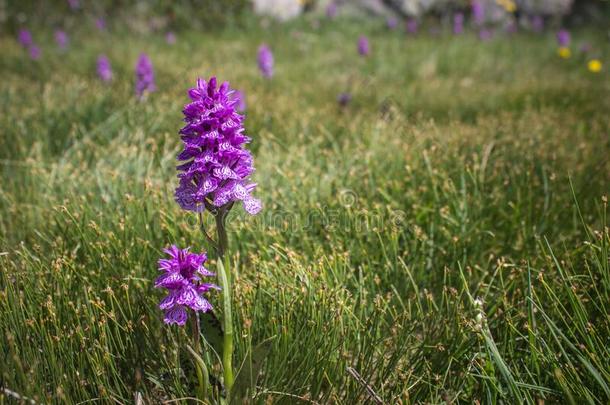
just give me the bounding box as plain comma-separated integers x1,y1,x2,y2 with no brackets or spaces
1,17,609,404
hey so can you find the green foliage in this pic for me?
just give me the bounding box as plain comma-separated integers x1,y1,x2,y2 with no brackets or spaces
0,19,609,403
231,338,273,403
1,0,249,33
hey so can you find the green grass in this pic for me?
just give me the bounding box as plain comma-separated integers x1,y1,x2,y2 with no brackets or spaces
1,18,609,403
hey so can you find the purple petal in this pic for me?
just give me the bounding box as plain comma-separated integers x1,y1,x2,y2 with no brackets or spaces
164,306,188,326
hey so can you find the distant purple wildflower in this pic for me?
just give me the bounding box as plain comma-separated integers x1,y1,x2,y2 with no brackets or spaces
166,31,176,45
472,0,485,26
338,92,351,107
155,246,218,326
67,0,79,10
556,29,570,47
135,53,156,99
257,44,274,78
97,55,113,82
358,35,370,56
453,13,464,35
506,19,517,34
29,45,41,60
478,28,493,41
231,90,247,112
579,42,591,54
18,29,33,48
326,2,337,19
96,17,106,31
406,18,418,34
55,30,69,50
387,16,398,30
530,15,543,33
175,77,261,215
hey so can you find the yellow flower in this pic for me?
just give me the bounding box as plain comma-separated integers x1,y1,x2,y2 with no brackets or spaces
558,47,571,59
496,0,516,12
588,59,602,73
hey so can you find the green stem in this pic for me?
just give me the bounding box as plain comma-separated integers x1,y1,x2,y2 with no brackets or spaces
215,209,229,260
218,258,234,397
190,316,208,402
209,203,235,398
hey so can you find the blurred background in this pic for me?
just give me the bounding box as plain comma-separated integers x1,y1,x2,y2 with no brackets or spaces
1,0,609,34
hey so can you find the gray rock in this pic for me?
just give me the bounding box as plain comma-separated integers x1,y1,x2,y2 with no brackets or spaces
252,0,303,21
254,0,574,20
517,0,573,16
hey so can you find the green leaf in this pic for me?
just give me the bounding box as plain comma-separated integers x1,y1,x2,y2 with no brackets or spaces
230,338,274,404
186,345,210,402
200,310,224,358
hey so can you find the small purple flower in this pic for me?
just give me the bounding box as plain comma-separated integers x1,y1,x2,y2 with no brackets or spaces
453,13,464,35
472,0,485,26
556,29,570,47
18,29,33,48
97,55,113,82
231,90,247,112
357,35,370,56
135,53,156,99
579,42,591,54
506,19,517,34
478,28,493,41
387,16,398,30
96,17,106,31
67,0,79,10
29,44,41,60
175,77,261,215
326,2,337,19
155,246,218,326
55,30,69,50
337,92,351,107
166,31,176,45
530,15,543,33
257,44,274,78
406,18,418,34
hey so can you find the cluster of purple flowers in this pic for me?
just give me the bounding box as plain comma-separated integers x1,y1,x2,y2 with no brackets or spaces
135,53,156,99
472,0,485,26
166,31,176,45
326,2,338,19
155,246,218,325
159,77,262,327
18,29,33,48
55,30,69,50
406,18,418,35
29,45,41,60
357,36,370,56
338,92,352,107
257,44,274,78
97,55,113,82
556,29,571,47
174,77,261,216
17,29,41,60
95,17,106,31
453,13,464,35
